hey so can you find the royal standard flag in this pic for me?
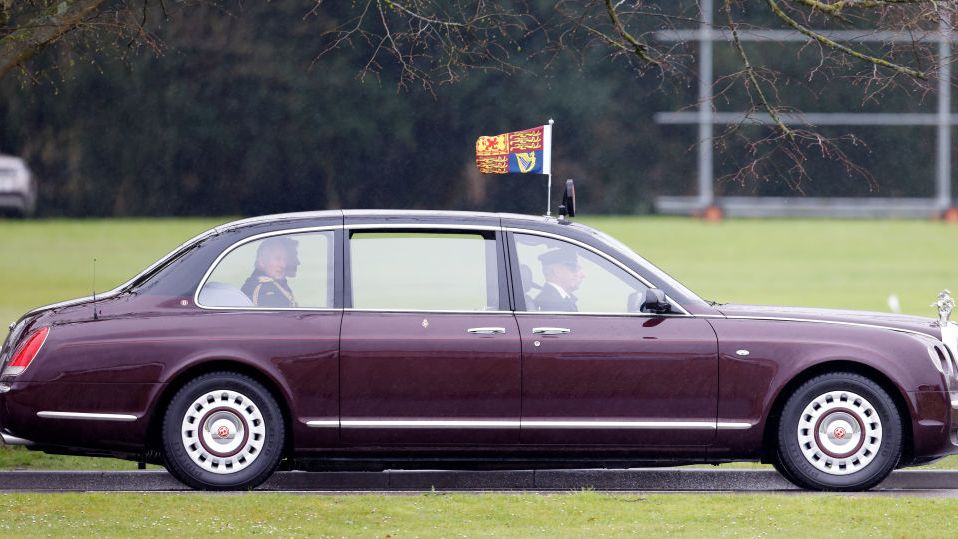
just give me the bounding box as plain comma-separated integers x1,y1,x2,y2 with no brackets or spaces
476,124,552,175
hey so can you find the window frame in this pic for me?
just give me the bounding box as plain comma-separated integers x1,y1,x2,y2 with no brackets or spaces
193,226,343,311
505,229,691,317
343,225,510,314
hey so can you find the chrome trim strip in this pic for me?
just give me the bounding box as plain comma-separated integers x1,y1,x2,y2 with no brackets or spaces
716,422,753,430
309,419,754,430
522,420,715,429
193,221,700,316
347,223,499,232
304,420,339,428
37,411,138,422
346,308,511,315
503,227,691,316
342,420,521,429
722,315,936,338
515,311,691,319
193,225,342,311
0,432,32,446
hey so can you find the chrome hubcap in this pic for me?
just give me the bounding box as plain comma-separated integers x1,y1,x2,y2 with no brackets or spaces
797,390,882,476
180,390,266,475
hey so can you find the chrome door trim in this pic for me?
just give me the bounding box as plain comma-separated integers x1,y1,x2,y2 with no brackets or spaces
341,420,521,429
36,411,138,422
304,419,753,430
194,225,343,311
304,419,339,428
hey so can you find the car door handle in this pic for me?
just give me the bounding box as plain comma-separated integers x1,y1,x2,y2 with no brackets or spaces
532,327,571,335
467,327,507,335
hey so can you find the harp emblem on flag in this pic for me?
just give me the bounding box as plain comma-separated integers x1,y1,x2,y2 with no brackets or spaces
516,152,536,173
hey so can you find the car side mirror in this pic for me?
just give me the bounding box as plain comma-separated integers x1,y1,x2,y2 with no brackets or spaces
629,289,672,314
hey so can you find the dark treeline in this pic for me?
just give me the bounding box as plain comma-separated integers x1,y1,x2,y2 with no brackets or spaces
0,3,942,217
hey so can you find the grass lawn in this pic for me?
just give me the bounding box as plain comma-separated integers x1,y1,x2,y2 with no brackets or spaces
1,491,957,537
1,216,958,475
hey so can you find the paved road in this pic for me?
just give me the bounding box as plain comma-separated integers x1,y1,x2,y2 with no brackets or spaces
1,469,957,494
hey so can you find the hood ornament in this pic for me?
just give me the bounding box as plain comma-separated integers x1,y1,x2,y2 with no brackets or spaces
932,290,955,326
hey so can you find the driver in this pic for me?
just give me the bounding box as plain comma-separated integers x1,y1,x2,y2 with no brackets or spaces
242,237,300,307
534,249,585,312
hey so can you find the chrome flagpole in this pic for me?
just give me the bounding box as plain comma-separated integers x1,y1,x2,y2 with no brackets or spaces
545,119,554,216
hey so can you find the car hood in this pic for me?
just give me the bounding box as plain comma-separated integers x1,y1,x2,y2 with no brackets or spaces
714,303,941,339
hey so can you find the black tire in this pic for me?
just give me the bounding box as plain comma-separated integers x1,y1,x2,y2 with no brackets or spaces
776,372,902,491
771,451,799,484
162,372,285,490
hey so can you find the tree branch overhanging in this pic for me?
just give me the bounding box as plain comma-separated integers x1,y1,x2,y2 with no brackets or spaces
0,0,109,79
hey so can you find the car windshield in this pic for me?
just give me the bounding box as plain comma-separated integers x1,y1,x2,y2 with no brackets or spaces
574,223,711,308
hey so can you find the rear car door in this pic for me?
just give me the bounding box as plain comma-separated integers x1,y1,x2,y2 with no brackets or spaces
339,225,521,445
510,230,719,447
195,228,342,450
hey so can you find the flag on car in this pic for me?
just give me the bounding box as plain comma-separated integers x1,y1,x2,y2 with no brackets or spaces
476,124,552,175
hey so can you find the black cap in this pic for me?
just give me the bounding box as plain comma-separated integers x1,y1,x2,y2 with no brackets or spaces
538,249,577,267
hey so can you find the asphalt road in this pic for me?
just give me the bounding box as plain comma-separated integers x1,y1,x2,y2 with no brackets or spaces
1,468,958,494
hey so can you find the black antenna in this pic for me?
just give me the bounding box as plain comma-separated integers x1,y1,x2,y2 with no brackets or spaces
92,258,98,321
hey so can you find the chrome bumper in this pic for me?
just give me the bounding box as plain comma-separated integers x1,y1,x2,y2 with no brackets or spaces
0,431,32,446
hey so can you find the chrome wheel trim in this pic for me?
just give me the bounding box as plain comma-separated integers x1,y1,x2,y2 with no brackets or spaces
796,390,882,476
180,389,266,475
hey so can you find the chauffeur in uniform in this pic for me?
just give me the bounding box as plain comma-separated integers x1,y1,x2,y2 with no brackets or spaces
241,237,300,308
534,248,585,312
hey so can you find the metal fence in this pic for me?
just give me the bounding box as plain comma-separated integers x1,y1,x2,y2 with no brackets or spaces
653,0,955,218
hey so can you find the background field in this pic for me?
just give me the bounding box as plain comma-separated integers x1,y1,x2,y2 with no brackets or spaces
2,216,958,470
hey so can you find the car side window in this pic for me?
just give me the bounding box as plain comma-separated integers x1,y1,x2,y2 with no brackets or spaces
513,233,648,313
198,231,334,309
349,231,500,311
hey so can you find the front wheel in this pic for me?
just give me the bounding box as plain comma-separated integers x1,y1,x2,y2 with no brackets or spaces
162,372,285,490
776,372,902,491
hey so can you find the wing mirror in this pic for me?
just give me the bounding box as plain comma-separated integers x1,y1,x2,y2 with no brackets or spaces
629,289,673,315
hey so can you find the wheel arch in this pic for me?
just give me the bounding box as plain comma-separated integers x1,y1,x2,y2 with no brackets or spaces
145,359,294,464
761,360,914,466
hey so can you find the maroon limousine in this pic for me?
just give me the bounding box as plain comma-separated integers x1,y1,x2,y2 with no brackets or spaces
1,209,957,491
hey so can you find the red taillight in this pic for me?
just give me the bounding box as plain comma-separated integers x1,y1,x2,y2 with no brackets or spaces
4,327,49,376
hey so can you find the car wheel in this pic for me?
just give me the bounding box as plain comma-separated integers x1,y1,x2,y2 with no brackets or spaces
777,372,902,491
162,372,285,490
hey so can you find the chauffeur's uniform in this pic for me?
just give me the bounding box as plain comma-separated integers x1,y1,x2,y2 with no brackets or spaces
241,271,297,308
533,282,578,312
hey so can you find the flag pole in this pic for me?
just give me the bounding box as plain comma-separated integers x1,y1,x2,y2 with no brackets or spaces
545,118,554,216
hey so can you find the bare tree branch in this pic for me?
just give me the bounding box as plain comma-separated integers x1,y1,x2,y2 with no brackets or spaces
0,0,109,79
766,0,928,79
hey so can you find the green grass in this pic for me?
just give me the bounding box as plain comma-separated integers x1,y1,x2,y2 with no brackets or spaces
2,216,958,472
0,491,957,537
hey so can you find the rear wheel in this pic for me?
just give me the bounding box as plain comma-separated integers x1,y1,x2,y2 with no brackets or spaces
162,372,285,490
776,372,902,491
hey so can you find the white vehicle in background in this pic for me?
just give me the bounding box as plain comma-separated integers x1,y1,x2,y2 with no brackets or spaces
0,155,37,217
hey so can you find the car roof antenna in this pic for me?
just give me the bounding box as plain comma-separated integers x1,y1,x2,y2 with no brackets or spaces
557,179,576,223
92,257,98,321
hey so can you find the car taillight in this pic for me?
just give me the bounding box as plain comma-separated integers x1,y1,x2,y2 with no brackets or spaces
3,327,49,377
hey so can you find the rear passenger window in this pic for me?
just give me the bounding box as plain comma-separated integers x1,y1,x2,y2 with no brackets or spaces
198,231,334,309
349,232,500,311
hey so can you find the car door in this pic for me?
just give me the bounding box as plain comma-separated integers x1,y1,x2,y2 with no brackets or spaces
510,231,719,446
339,226,521,445
195,228,343,450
